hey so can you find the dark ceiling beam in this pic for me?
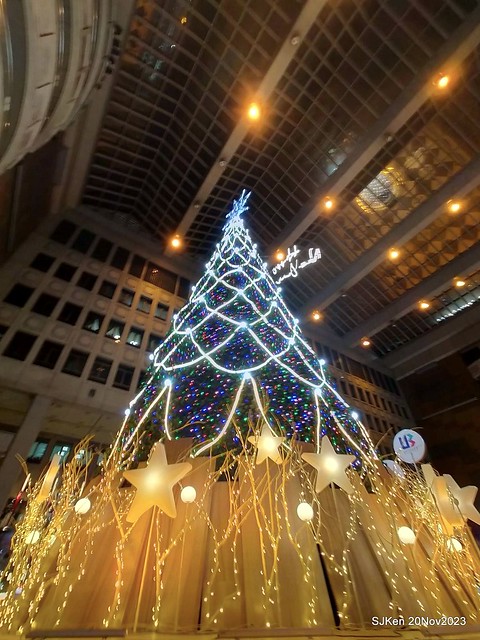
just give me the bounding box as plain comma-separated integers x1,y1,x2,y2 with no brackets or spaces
380,303,480,380
299,154,480,316
343,241,480,347
269,7,480,252
164,0,328,255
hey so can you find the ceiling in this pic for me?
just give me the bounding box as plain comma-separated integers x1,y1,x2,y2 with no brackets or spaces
81,0,480,369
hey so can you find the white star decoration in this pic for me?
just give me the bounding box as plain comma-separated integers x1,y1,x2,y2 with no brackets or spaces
422,464,480,527
444,474,480,525
248,424,285,464
302,436,355,494
123,442,192,522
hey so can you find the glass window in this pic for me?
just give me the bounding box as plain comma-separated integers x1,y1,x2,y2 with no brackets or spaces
72,229,96,254
4,283,34,307
129,254,145,278
88,356,113,384
126,326,144,348
30,253,55,272
83,311,104,333
54,262,77,282
145,262,177,292
154,302,169,321
119,288,134,307
33,340,63,369
27,440,49,463
365,390,372,404
98,280,116,298
177,277,190,298
57,302,82,325
147,333,163,352
113,363,135,390
105,318,125,341
62,349,89,377
31,293,59,316
50,220,77,244
110,247,130,270
77,271,97,290
91,238,113,262
50,443,71,461
137,295,152,313
339,379,348,395
3,331,37,360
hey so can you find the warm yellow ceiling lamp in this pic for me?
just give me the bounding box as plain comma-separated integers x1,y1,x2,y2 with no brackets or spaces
388,248,400,260
454,278,466,288
247,102,261,121
447,200,461,213
323,196,334,210
311,310,322,321
419,300,430,310
435,73,450,89
170,234,182,249
275,248,285,262
361,337,371,348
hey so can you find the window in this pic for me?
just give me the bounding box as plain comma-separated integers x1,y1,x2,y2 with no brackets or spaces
83,311,104,333
129,254,145,278
4,283,34,307
177,277,190,298
110,246,130,270
57,302,82,325
91,238,113,262
145,262,177,292
27,440,49,463
62,349,89,377
3,331,37,360
98,280,116,298
77,271,97,291
72,229,96,254
88,356,113,384
30,253,55,272
339,379,348,395
137,295,152,313
365,390,372,404
136,369,149,390
50,443,71,461
54,262,77,282
105,319,125,341
119,288,134,307
126,326,144,348
154,302,169,321
113,364,135,390
147,333,163,352
33,340,63,369
50,220,77,244
31,293,59,316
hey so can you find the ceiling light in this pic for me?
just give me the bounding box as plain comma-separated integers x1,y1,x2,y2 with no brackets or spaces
180,16,187,25
435,73,450,89
275,249,285,262
170,235,182,249
247,102,261,121
324,196,334,210
419,301,430,310
389,248,400,260
312,310,322,321
448,200,461,213
455,278,466,288
361,337,371,348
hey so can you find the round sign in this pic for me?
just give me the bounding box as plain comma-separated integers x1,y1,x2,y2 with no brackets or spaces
393,429,426,463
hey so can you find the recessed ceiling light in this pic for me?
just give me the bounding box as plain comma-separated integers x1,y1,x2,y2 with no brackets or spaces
419,301,430,310
275,249,285,262
180,16,187,25
361,337,371,347
247,102,261,121
170,235,182,249
435,73,450,89
455,278,466,288
448,200,461,213
389,248,400,260
312,310,322,321
324,196,334,210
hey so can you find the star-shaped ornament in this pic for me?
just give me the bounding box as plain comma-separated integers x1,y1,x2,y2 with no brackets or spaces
302,436,355,494
123,442,192,522
444,474,480,525
36,454,61,504
248,424,285,464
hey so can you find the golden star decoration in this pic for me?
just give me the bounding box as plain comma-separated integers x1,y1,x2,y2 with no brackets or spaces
123,442,192,522
36,453,61,504
302,436,355,494
248,423,285,464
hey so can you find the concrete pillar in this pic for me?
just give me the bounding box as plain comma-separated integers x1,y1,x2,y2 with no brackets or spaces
0,394,51,511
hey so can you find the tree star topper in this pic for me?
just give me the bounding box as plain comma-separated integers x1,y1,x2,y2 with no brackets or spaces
225,189,251,224
123,442,192,522
248,423,285,464
302,436,355,494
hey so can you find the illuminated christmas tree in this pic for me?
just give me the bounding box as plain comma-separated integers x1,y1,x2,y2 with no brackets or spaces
117,190,375,463
1,193,480,634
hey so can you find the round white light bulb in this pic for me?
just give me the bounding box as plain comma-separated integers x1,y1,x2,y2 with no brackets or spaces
25,530,41,545
447,537,462,552
319,358,326,366
297,502,314,522
124,408,130,416
397,526,416,544
351,411,359,420
74,497,91,515
181,486,196,503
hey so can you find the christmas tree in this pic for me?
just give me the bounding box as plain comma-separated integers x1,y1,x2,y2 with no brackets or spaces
1,193,480,635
